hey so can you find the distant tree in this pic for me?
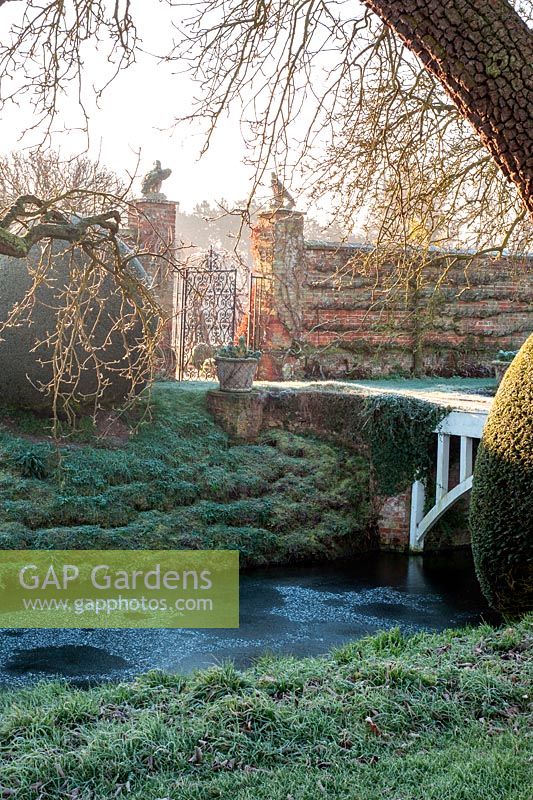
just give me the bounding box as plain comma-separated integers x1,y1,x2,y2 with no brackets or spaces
0,151,128,213
303,216,353,242
176,198,264,264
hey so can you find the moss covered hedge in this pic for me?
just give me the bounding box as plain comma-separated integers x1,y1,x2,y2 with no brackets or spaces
470,334,533,613
0,239,150,413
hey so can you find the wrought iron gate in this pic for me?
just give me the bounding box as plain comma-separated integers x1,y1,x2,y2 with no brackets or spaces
175,249,237,380
247,274,273,351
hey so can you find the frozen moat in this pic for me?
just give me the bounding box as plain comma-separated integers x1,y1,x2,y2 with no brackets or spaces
0,550,496,688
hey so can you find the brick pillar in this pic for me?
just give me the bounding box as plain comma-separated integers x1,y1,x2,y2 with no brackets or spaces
251,209,306,379
376,490,411,551
128,198,179,376
128,198,179,316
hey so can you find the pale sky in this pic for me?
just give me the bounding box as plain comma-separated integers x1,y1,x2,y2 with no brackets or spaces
0,3,266,212
0,1,375,230
0,2,529,249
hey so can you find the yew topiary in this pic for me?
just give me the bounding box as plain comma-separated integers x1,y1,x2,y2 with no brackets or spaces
470,334,533,614
0,236,153,416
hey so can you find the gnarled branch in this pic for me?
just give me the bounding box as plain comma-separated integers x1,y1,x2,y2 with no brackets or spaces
0,196,121,258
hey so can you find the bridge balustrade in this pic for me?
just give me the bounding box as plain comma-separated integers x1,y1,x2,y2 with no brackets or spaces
409,411,487,551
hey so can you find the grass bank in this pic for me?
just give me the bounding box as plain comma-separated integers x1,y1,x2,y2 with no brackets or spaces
0,617,531,799
0,382,372,565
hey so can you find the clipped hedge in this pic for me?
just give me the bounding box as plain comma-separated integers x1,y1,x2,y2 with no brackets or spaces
470,334,533,613
0,238,151,413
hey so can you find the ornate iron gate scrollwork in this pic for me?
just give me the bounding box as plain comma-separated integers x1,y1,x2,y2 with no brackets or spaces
175,248,237,380
248,274,273,352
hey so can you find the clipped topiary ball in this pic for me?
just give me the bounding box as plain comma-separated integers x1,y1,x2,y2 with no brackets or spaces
470,334,533,614
0,236,153,414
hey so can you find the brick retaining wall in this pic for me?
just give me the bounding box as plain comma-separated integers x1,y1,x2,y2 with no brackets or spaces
251,211,533,380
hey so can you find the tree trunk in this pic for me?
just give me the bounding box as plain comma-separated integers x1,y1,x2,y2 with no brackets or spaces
363,0,533,217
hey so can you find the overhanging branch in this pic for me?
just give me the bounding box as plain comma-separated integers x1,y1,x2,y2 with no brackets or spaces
0,196,121,258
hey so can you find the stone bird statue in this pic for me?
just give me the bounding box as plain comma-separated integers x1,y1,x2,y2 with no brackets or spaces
270,171,295,210
141,160,172,197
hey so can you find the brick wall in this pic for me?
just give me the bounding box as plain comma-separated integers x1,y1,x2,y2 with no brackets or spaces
251,211,533,379
127,198,179,375
377,490,411,552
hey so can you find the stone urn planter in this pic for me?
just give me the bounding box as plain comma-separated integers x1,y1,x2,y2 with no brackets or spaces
215,337,261,393
215,356,259,393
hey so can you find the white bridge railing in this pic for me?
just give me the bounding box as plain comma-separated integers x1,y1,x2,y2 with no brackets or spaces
409,410,488,552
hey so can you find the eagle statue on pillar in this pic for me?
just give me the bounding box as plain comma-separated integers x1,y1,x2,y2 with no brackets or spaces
270,172,296,210
141,160,172,198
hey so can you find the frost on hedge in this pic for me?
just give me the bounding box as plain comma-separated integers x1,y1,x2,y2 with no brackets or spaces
470,334,533,613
